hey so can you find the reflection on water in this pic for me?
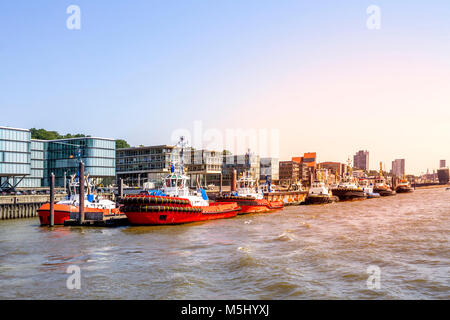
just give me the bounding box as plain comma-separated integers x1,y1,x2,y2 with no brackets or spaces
0,188,449,299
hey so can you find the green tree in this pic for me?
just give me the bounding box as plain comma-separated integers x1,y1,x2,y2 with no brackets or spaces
30,128,60,140
116,139,130,149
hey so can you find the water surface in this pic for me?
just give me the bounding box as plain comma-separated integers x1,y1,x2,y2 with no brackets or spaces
0,188,448,299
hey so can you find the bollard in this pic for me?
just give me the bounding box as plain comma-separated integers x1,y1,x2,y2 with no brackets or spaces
50,173,55,227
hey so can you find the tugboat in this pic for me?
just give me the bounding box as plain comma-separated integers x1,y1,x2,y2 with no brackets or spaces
120,137,241,225
331,160,367,201
359,178,380,199
216,173,284,214
38,174,120,226
395,176,414,193
304,180,338,205
373,162,396,196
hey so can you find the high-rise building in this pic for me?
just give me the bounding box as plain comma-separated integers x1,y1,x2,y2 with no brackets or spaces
353,150,369,171
391,159,406,177
440,160,446,168
437,168,449,184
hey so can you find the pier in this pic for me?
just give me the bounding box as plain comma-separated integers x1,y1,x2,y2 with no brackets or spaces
0,194,66,220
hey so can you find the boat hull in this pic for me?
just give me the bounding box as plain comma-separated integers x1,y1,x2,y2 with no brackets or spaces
395,186,414,193
304,195,338,205
37,203,120,226
215,196,283,214
331,188,367,201
121,196,240,225
374,188,396,196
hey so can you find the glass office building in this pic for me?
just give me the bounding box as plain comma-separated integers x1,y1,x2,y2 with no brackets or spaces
23,140,45,188
0,126,31,189
0,126,116,189
43,137,116,187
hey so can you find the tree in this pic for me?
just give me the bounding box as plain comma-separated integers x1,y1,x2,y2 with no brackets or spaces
30,128,60,140
116,139,130,149
30,128,86,140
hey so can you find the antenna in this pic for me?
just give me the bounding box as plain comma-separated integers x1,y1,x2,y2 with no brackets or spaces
175,136,189,174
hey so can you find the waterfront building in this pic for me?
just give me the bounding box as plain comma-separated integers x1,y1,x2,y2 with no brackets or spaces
184,149,222,188
292,152,317,169
353,150,369,171
292,153,316,186
437,168,449,184
260,157,279,182
0,126,31,189
116,145,177,187
319,162,345,177
279,161,300,186
116,145,223,188
28,140,45,188
391,159,406,177
222,153,260,186
440,160,446,168
1,126,116,190
43,137,116,187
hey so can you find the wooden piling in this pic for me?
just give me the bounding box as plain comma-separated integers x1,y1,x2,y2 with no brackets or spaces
50,173,55,227
231,170,237,192
79,161,85,224
119,178,123,199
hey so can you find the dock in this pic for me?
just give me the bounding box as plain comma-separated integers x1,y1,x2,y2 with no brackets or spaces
64,211,129,227
264,190,308,205
0,194,66,220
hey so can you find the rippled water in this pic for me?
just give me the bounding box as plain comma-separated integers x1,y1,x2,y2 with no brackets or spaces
0,188,449,299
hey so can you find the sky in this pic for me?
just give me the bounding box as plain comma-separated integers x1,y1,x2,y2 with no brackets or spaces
0,0,449,175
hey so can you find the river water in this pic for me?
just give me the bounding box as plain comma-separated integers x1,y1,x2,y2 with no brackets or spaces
0,188,448,299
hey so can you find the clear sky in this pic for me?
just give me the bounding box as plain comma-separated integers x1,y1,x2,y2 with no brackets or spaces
1,1,449,175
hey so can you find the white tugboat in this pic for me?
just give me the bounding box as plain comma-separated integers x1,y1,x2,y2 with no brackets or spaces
359,179,380,198
304,168,338,205
373,162,396,196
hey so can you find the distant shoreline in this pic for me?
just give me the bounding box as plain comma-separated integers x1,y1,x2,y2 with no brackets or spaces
415,184,449,190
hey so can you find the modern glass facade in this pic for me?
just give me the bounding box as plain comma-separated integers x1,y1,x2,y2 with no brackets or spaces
0,126,116,189
22,140,45,188
0,127,31,189
43,137,116,187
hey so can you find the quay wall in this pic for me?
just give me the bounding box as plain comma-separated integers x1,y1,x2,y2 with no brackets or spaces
0,195,66,220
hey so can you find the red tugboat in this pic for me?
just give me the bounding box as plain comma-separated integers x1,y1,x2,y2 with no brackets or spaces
216,174,284,214
38,174,120,225
120,137,240,225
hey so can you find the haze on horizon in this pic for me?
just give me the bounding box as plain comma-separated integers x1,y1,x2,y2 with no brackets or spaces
1,1,449,175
